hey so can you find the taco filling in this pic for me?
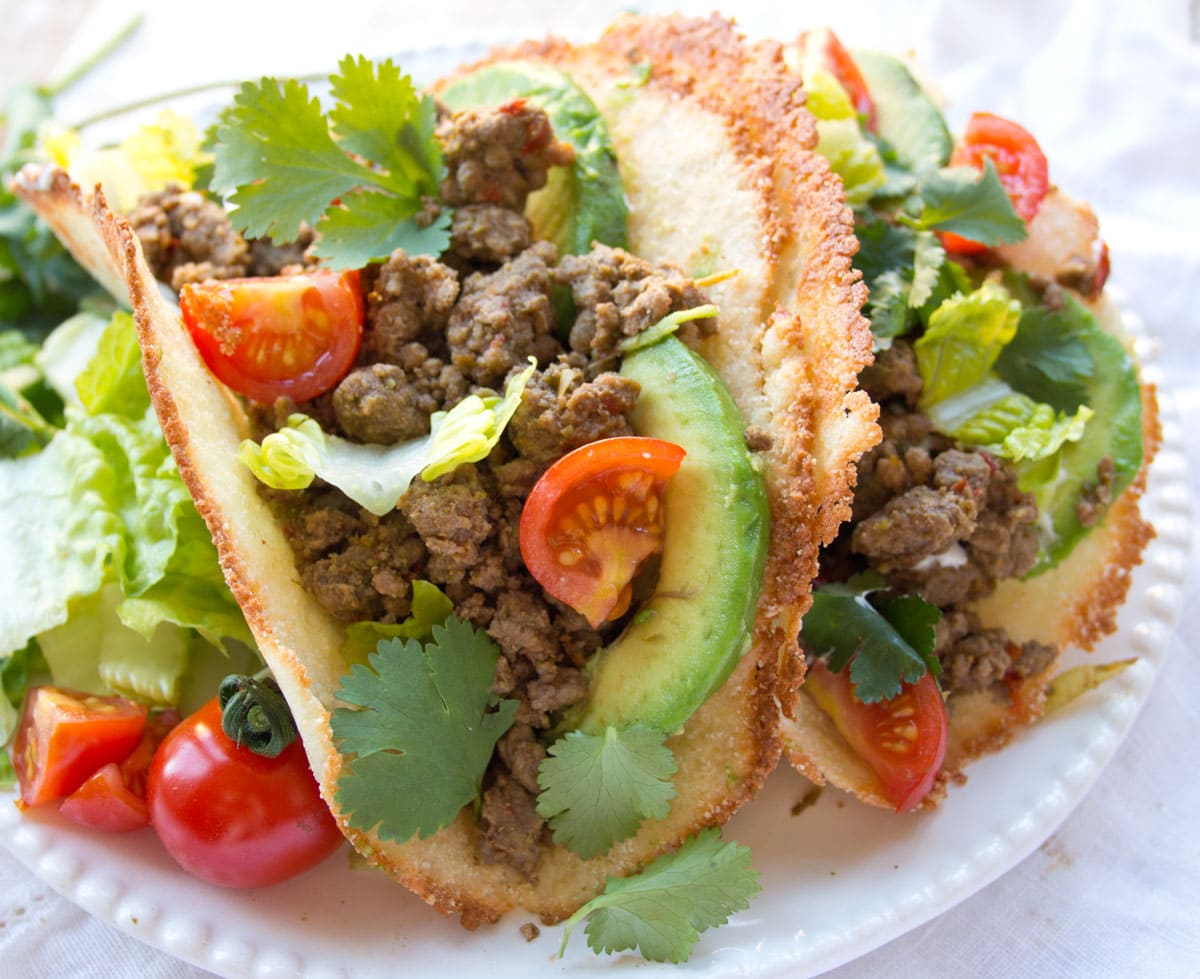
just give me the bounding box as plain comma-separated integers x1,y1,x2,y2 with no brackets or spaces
123,92,755,879
783,31,1156,812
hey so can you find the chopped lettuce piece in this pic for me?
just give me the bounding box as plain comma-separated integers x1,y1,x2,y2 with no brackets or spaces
915,281,1021,407
341,580,454,666
618,304,718,354
804,68,886,207
241,361,535,514
34,309,110,406
38,583,191,706
0,312,251,663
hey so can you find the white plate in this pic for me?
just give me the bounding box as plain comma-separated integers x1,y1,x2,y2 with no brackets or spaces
0,301,1190,978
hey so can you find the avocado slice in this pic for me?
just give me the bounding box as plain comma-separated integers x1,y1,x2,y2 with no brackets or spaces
853,50,953,172
438,61,629,255
560,336,770,736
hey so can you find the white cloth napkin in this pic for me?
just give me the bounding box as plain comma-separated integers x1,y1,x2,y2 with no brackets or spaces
3,0,1198,976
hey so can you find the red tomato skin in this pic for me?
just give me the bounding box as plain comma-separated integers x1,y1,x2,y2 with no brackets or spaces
59,764,150,833
519,436,686,627
797,28,877,130
147,698,343,888
179,270,363,404
804,660,948,813
13,687,148,808
942,112,1050,254
56,708,182,833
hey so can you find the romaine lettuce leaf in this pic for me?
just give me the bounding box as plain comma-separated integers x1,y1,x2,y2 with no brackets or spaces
804,69,886,208
0,312,252,667
915,281,1021,407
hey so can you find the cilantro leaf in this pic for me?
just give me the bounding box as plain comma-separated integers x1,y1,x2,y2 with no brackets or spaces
331,617,518,843
537,725,676,859
802,573,941,702
559,828,759,963
995,301,1094,412
213,77,373,243
908,229,945,309
906,159,1028,246
310,188,451,268
213,58,450,268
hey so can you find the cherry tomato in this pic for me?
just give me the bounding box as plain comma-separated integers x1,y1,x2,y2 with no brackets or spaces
519,436,686,628
57,709,181,833
804,659,947,812
942,112,1050,254
12,686,147,808
179,269,364,404
147,697,343,888
796,28,877,130
58,763,149,832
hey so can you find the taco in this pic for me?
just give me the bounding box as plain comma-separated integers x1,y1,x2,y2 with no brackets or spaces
776,30,1160,812
14,13,876,932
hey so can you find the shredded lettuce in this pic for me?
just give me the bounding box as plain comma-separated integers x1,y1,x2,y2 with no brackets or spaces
617,304,719,354
40,110,210,211
0,312,252,688
916,284,1093,476
915,281,1021,406
241,360,536,514
803,68,886,207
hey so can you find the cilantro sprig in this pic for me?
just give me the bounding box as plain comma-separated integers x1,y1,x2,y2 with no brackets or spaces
558,828,760,963
211,55,451,269
536,725,677,859
331,617,517,842
802,572,941,702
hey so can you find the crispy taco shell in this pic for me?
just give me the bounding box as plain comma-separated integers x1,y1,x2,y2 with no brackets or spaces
15,14,877,925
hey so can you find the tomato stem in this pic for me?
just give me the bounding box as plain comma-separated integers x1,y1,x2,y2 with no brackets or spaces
218,674,298,758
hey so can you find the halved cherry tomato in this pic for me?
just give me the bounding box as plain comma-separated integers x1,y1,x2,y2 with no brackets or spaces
57,708,181,833
179,269,363,403
804,659,947,812
519,436,686,628
796,28,877,130
12,686,147,808
58,763,149,832
942,112,1050,254
147,697,342,888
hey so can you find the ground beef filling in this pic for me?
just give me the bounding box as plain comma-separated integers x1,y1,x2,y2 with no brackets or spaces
820,338,1059,698
129,186,315,291
235,104,712,880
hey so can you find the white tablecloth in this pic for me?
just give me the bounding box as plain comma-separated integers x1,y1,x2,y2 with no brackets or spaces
2,0,1198,975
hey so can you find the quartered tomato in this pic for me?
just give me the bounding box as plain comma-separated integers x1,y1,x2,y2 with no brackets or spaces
804,659,947,813
519,436,686,628
58,709,180,833
12,686,147,809
179,269,363,403
147,697,342,888
942,111,1050,254
796,27,877,130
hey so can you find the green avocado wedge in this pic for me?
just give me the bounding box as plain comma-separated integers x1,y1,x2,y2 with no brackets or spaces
559,337,770,737
438,61,629,255
853,50,953,173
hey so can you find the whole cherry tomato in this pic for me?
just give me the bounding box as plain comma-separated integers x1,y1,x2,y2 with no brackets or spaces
942,112,1050,254
179,269,363,403
519,436,686,628
146,697,343,888
804,659,948,813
